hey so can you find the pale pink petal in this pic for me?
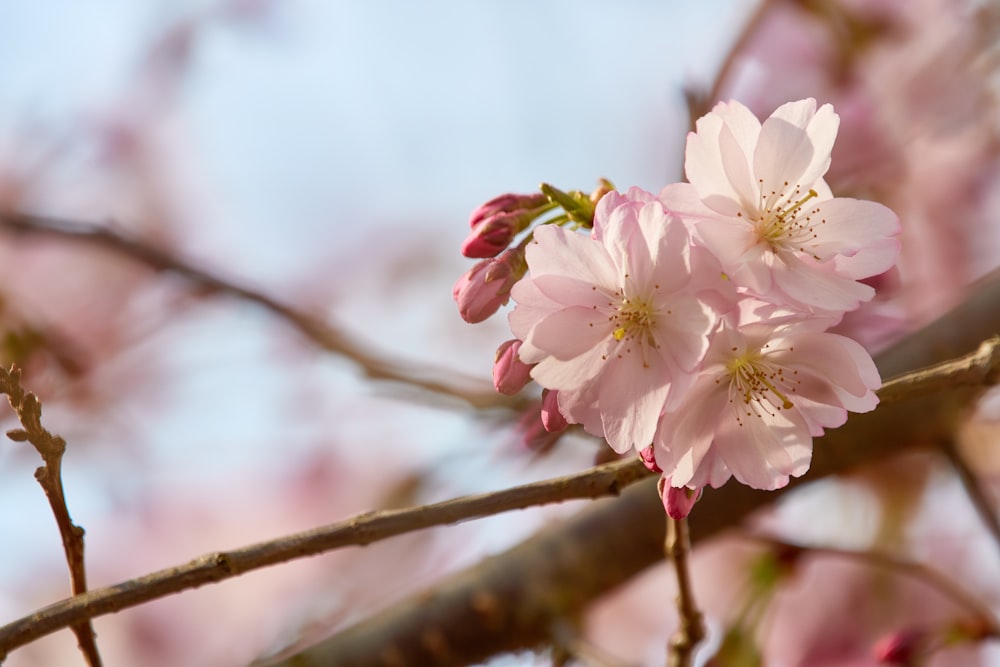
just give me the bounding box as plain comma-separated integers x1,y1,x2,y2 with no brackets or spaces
530,340,612,389
773,253,875,311
693,217,763,277
528,306,612,360
792,392,850,435
685,101,761,206
715,409,812,490
769,99,839,187
655,375,726,481
653,296,714,372
531,274,615,309
509,281,562,359
806,198,901,261
754,115,816,196
711,100,762,160
527,225,618,287
833,238,901,280
718,122,759,210
555,383,603,437
598,355,671,453
770,332,880,397
641,205,690,291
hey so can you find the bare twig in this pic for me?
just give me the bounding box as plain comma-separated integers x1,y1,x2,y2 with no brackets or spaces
940,440,1000,555
665,517,704,667
740,532,1000,639
0,365,102,667
0,211,513,410
0,458,651,659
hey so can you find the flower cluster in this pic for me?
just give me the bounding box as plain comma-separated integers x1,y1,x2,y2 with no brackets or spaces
454,99,900,517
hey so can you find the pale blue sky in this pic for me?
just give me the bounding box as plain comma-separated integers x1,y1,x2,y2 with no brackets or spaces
0,2,755,662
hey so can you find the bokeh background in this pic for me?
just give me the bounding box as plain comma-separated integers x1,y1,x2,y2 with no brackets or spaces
1,1,1000,666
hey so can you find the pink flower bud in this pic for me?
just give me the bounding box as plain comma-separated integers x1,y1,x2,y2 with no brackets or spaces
452,248,525,324
468,192,549,228
639,445,662,473
874,629,926,665
493,339,533,395
462,212,520,258
658,477,702,519
540,389,568,433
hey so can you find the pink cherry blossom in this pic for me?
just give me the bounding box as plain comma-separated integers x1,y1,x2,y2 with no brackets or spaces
662,98,901,314
653,307,880,491
509,187,718,454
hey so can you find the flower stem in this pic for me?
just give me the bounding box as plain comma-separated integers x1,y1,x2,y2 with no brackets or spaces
665,514,705,667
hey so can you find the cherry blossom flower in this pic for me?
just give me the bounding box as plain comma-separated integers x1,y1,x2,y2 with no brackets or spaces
510,188,718,454
661,98,900,314
653,305,880,491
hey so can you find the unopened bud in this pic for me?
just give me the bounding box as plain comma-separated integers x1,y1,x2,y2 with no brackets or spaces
658,477,702,519
493,339,533,395
874,629,926,665
468,192,549,228
540,389,568,433
589,178,615,205
462,212,519,258
453,248,526,323
639,445,661,473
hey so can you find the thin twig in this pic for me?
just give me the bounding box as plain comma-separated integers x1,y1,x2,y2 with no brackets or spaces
664,516,704,667
0,211,513,410
0,365,102,667
940,439,1000,555
0,458,651,659
740,532,1000,639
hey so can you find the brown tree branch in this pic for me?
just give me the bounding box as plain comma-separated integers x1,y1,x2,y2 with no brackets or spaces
2,282,999,664
258,268,1000,667
878,336,1000,405
0,211,513,410
0,365,102,667
0,458,652,659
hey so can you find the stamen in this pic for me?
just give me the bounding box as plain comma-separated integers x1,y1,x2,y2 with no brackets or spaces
726,350,799,424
